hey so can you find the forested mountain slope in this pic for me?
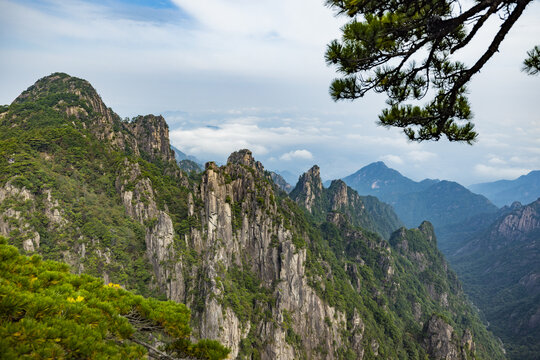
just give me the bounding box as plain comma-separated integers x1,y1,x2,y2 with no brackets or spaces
0,73,504,359
449,199,540,359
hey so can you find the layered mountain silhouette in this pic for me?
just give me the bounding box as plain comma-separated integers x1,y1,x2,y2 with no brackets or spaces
469,170,540,207
342,161,498,229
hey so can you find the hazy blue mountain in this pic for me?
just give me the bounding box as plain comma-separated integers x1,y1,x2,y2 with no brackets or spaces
393,180,498,229
170,144,201,164
272,169,299,187
342,161,436,202
342,162,498,229
269,171,293,193
436,201,521,255
469,170,540,207
178,159,202,173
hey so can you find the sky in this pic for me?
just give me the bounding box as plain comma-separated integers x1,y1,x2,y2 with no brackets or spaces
1,0,539,186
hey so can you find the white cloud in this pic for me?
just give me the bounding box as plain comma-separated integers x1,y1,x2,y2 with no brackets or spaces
488,155,507,165
169,116,326,161
474,164,532,181
381,154,404,165
170,0,343,45
280,150,313,161
407,150,437,162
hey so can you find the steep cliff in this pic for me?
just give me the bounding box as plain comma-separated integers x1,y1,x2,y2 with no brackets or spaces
0,73,186,298
129,114,175,163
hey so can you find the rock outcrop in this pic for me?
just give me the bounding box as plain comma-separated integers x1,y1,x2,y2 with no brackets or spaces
129,115,175,163
291,171,402,239
115,159,183,299
290,165,323,213
424,315,475,360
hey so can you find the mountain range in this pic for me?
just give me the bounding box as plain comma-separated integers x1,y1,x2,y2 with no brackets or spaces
333,157,540,359
0,73,505,359
341,161,498,229
171,144,203,173
272,169,299,188
469,170,540,207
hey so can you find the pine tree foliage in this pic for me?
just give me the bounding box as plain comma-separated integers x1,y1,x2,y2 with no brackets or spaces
325,0,534,143
0,237,229,360
523,45,540,75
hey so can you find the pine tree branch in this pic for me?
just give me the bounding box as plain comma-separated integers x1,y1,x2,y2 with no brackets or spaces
130,338,193,360
448,0,532,106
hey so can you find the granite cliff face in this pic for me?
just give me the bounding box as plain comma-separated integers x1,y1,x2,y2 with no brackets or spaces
489,199,540,241
289,165,324,213
424,315,475,360
129,114,175,163
173,150,349,359
0,74,506,360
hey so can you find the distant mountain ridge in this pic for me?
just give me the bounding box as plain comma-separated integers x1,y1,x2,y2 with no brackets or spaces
269,171,293,193
469,170,540,207
341,162,498,229
272,169,299,187
170,144,202,172
342,161,437,201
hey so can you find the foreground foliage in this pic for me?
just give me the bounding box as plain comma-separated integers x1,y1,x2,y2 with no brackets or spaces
0,237,229,360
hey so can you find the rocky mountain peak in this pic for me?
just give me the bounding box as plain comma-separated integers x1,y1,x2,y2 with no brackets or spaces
129,115,174,163
418,221,436,242
301,165,323,189
227,149,263,173
9,72,142,153
14,72,108,119
290,165,323,213
510,200,523,210
492,198,540,240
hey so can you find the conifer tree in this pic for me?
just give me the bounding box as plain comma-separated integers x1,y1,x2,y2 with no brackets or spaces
325,0,536,143
0,237,229,360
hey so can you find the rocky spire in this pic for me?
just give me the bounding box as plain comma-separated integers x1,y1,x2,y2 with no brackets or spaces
227,149,264,173
290,165,324,213
328,180,350,211
129,115,175,163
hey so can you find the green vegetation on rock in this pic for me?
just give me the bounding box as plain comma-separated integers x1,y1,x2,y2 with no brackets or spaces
0,237,229,360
